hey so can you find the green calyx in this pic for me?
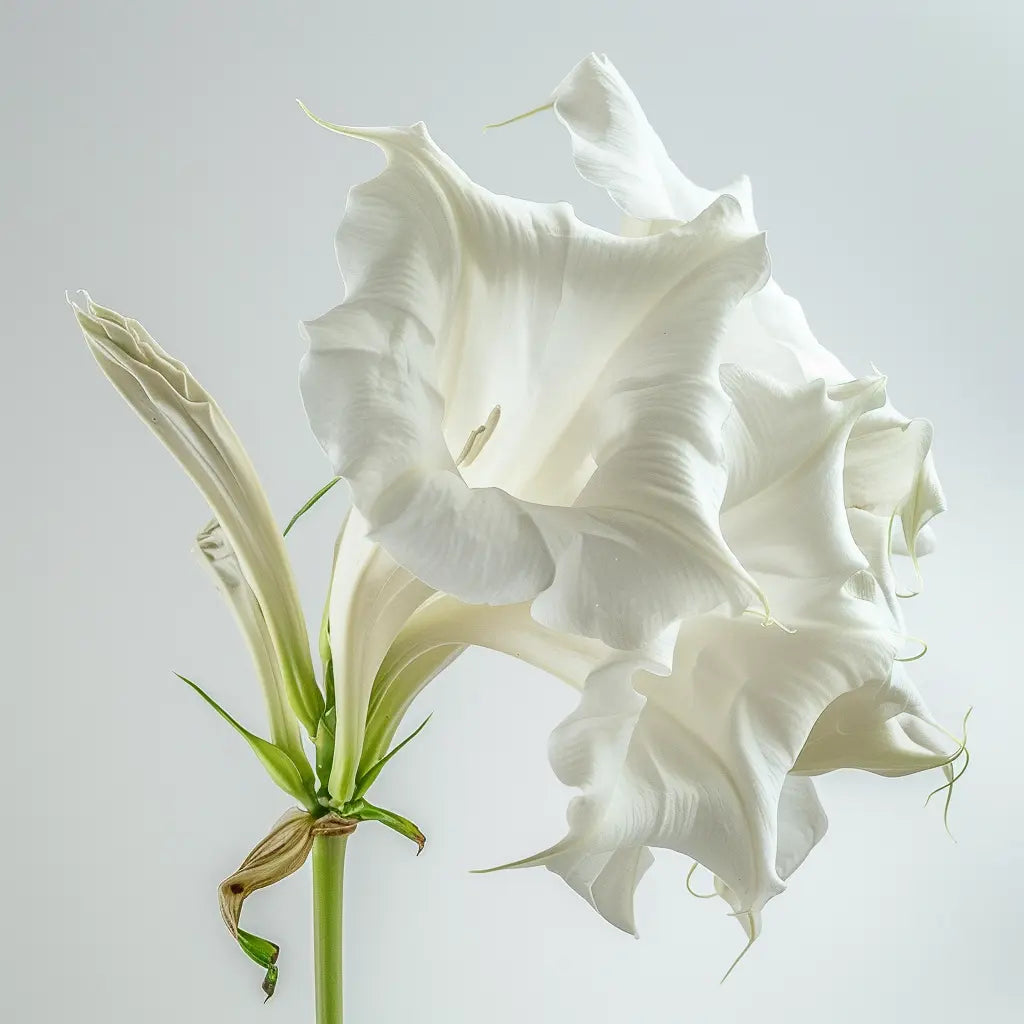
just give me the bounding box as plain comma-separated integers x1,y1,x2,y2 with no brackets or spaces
338,797,426,854
311,711,432,852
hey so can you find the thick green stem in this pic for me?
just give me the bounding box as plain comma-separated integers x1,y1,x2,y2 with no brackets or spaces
313,834,348,1024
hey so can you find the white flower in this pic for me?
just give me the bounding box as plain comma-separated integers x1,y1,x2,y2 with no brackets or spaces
300,53,958,946
298,116,773,799
300,121,770,642
72,297,323,760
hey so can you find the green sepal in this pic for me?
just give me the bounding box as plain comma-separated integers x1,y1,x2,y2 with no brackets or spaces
318,554,335,709
352,715,432,801
176,673,317,812
341,797,425,854
315,706,337,790
262,965,280,1002
283,476,341,537
319,616,332,670
236,928,280,1001
321,658,335,715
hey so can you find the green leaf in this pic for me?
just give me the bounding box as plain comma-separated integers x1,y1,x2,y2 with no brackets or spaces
341,797,425,854
236,928,281,1001
283,477,341,537
352,715,432,801
176,673,317,811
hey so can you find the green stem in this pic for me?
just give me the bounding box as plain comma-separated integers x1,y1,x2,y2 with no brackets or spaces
313,834,348,1024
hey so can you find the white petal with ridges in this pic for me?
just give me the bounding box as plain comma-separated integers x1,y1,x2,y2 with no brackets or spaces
712,775,828,942
548,52,948,582
795,663,955,777
301,121,770,658
477,358,904,931
524,588,893,931
550,54,849,386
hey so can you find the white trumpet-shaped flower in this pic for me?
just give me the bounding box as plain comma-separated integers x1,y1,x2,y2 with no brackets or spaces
299,116,776,800
300,53,959,944
72,297,323,766
300,121,771,648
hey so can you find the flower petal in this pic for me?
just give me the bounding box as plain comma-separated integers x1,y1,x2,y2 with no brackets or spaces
549,56,853,383
544,845,655,937
712,775,829,941
357,596,610,774
551,53,727,225
301,122,770,656
795,664,955,777
549,54,948,562
325,509,437,799
773,776,829,881
845,407,946,563
845,508,905,629
719,368,885,612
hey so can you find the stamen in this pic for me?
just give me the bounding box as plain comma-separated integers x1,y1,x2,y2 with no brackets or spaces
456,405,501,468
743,608,797,634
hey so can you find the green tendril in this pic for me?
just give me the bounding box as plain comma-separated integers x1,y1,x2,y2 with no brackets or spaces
895,636,929,663
685,862,718,900
924,707,973,838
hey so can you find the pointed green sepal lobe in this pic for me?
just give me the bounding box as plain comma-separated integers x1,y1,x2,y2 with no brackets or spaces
176,673,317,811
321,658,335,714
283,477,341,537
262,964,280,1002
341,797,426,853
315,706,337,790
352,714,432,801
236,928,281,1000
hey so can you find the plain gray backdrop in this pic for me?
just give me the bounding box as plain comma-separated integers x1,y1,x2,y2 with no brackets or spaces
3,2,1021,1022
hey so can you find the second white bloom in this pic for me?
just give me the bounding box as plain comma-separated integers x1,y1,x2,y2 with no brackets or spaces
300,54,957,943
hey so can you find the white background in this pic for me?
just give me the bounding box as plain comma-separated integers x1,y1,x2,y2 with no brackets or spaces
2,2,1021,1022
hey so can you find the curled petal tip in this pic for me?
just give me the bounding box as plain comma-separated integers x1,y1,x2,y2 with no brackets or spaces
296,98,357,138
483,100,554,131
